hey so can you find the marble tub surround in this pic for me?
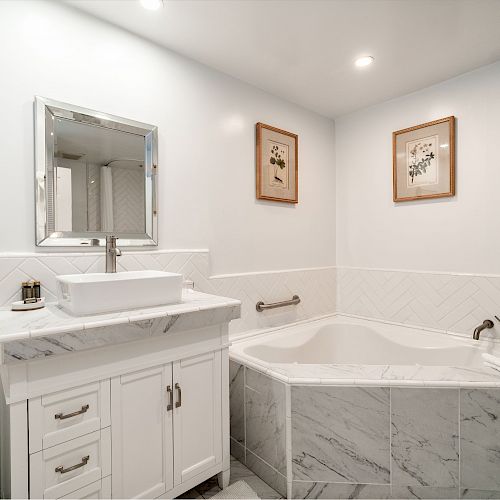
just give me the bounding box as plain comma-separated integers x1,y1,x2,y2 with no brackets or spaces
292,386,390,484
245,368,287,476
460,388,500,491
0,289,241,362
229,361,287,497
291,482,391,499
391,389,459,488
230,355,500,498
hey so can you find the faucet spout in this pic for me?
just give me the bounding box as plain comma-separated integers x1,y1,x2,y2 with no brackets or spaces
105,236,121,273
473,319,494,340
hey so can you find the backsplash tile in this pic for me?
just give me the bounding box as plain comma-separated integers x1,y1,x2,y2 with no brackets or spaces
5,252,500,339
337,267,500,339
0,251,336,336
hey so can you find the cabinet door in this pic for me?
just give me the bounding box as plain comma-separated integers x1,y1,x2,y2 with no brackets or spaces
111,365,173,499
173,351,222,485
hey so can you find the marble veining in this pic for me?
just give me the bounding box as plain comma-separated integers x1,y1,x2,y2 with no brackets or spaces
292,481,391,499
460,388,500,490
230,360,245,445
229,353,500,388
245,450,287,497
0,289,239,342
391,388,459,488
1,291,240,362
390,486,460,499
245,367,287,475
291,386,390,484
460,488,500,499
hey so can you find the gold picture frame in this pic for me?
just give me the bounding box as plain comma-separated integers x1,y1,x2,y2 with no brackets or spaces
393,116,455,202
256,122,298,203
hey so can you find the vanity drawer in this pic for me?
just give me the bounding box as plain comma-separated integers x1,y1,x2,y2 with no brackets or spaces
29,380,111,453
59,476,111,499
30,429,111,499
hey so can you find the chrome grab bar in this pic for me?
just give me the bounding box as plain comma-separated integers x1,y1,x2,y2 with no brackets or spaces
256,295,300,312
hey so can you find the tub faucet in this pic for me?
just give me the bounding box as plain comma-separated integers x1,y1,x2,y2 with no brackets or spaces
105,236,122,273
473,319,494,340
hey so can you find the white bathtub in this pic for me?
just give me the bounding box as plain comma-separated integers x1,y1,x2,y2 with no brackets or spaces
230,315,500,386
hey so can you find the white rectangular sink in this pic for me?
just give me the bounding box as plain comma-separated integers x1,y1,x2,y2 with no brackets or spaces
56,270,183,316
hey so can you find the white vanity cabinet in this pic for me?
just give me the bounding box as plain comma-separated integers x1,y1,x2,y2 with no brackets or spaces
111,351,222,499
0,298,238,500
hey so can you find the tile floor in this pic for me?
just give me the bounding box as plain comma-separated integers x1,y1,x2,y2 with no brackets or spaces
177,456,282,499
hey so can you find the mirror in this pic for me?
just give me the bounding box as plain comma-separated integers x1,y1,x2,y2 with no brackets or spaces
35,96,158,246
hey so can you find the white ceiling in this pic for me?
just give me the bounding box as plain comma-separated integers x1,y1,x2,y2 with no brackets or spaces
68,0,500,118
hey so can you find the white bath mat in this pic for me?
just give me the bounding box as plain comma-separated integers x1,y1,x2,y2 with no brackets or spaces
210,480,260,499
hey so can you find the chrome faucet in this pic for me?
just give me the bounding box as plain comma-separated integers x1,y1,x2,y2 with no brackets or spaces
105,236,122,273
473,319,494,340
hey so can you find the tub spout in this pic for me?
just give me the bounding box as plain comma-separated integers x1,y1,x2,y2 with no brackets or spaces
473,319,494,340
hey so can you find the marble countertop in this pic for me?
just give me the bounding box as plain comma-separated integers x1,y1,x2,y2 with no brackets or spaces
0,289,241,344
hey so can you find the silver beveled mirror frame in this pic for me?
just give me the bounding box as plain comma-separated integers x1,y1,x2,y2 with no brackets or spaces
35,96,158,247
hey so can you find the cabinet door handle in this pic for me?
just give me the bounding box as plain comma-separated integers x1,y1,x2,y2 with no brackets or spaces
55,455,89,474
175,383,182,408
166,385,173,411
55,404,89,420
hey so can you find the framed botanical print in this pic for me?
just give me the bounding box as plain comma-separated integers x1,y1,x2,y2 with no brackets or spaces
256,122,298,203
393,116,455,202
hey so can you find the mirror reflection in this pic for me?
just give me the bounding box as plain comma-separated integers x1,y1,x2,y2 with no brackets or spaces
53,119,145,234
35,96,158,247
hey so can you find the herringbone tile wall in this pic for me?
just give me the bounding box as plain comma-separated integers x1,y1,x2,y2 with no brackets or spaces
337,267,500,338
3,251,496,338
0,251,336,336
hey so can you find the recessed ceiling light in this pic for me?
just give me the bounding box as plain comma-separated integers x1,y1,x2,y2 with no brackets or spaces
140,0,163,11
355,56,374,68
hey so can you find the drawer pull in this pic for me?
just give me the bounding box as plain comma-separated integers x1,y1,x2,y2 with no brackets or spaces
166,385,173,411
55,455,89,474
175,383,182,408
55,404,89,420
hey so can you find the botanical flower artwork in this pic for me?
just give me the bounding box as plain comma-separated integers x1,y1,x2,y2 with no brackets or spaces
405,135,438,188
268,141,289,189
392,116,455,202
256,122,298,203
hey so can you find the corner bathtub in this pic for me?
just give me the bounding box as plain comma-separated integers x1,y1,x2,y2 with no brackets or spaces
230,315,500,387
228,316,500,499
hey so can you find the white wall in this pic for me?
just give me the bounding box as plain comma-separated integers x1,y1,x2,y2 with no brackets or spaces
336,62,500,275
0,1,336,275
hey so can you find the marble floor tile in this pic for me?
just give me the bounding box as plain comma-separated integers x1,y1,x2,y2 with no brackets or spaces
292,481,391,499
460,388,500,491
230,360,245,445
231,456,282,499
391,388,459,488
391,486,460,499
245,368,287,475
291,386,390,484
177,456,282,499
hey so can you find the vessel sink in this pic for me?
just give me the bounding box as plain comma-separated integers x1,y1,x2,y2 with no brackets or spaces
56,270,183,315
